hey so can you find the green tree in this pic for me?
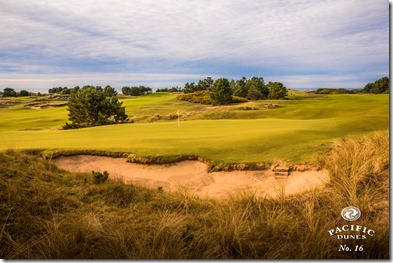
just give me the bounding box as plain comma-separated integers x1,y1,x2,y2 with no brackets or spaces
122,86,152,96
183,82,197,93
104,85,118,97
60,87,71,94
196,77,214,91
129,87,141,96
233,77,249,98
64,86,128,129
246,77,268,100
363,83,373,93
73,86,80,94
19,90,29,96
49,87,67,93
156,86,181,92
363,76,389,94
267,81,288,99
229,79,236,92
122,86,131,95
210,78,233,105
247,86,263,100
3,88,17,97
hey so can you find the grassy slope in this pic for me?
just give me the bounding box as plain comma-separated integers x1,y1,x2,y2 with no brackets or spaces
0,92,389,163
0,131,389,259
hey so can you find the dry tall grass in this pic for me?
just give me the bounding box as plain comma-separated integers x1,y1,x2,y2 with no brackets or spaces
0,130,389,259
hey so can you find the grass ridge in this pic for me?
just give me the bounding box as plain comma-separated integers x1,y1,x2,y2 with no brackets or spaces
36,149,320,173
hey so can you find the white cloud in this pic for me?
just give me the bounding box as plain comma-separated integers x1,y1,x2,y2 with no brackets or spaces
0,0,389,90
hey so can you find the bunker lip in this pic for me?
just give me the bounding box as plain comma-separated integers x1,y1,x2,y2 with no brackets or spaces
52,155,330,199
41,150,315,172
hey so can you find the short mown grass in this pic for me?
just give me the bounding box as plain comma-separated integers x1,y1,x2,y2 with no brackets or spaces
0,131,389,259
0,92,389,164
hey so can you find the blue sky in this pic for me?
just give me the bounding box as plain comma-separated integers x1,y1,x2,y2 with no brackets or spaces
0,0,389,92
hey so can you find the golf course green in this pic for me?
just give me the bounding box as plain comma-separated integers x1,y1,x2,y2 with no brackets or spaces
0,91,388,164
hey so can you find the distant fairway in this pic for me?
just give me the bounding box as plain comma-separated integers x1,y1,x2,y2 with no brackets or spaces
0,92,388,163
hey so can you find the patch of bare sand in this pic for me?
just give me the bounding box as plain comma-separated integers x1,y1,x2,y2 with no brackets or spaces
52,155,329,199
30,105,57,110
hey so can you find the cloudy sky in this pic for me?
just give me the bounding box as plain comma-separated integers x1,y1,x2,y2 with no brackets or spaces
0,0,389,92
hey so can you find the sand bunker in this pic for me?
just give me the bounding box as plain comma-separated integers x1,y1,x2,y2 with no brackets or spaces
52,155,329,199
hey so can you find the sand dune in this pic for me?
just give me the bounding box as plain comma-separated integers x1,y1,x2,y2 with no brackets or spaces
53,155,329,199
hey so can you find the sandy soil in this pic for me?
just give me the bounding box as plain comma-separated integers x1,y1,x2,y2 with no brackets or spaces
30,105,56,110
52,155,330,199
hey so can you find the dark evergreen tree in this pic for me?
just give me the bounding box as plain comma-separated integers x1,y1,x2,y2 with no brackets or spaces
363,77,389,94
122,86,131,95
183,82,197,93
19,90,29,96
60,88,71,94
247,85,263,100
3,88,17,97
196,77,214,91
246,77,268,100
122,86,152,96
64,86,128,129
267,81,288,99
233,77,249,98
104,85,118,97
210,78,233,105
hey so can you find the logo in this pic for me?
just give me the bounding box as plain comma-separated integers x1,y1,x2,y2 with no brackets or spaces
328,206,374,243
341,206,361,221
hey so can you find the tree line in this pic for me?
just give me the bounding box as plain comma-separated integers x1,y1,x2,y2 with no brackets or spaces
2,76,388,98
176,76,288,105
49,85,118,96
48,85,152,96
314,76,389,95
121,86,152,96
156,86,182,92
2,76,388,130
2,88,35,97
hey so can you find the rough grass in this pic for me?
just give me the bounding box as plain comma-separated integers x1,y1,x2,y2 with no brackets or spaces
0,131,389,259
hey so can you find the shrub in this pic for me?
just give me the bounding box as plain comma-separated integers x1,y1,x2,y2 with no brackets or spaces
231,96,248,103
92,170,109,184
315,88,356,94
176,90,212,104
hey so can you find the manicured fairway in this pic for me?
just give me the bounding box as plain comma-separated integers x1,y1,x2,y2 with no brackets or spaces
0,92,389,163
